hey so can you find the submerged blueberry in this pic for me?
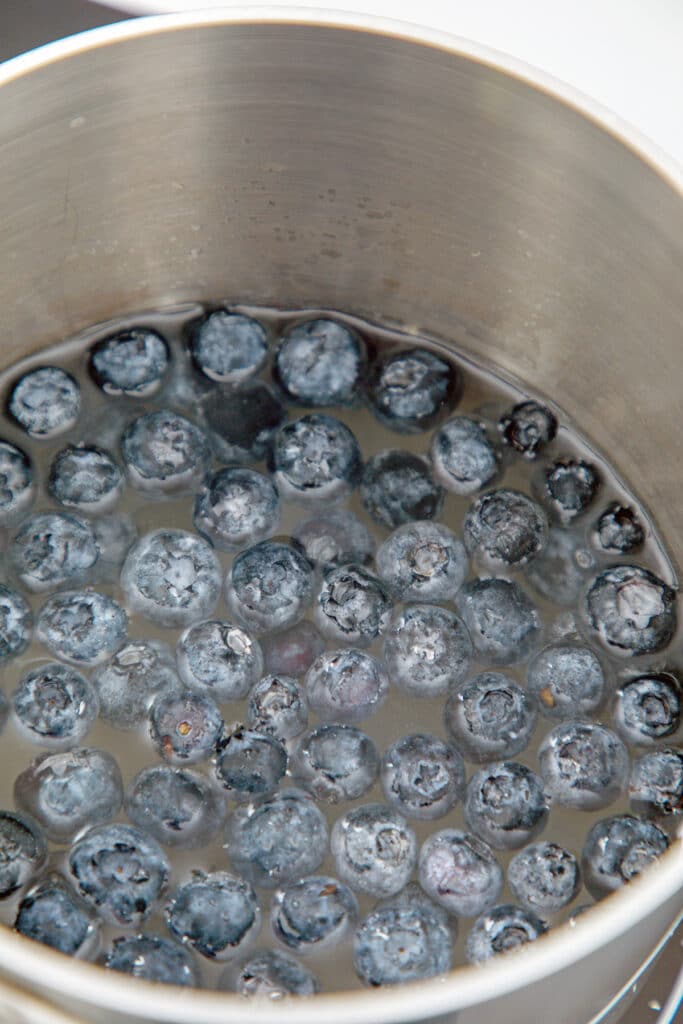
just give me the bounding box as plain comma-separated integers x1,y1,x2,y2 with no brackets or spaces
48,445,123,513
305,648,389,723
376,521,468,603
331,804,417,897
0,440,35,525
121,409,211,497
291,724,379,803
247,675,308,742
383,604,472,697
274,318,365,406
430,416,501,495
105,934,198,986
353,901,452,986
125,766,226,849
593,503,645,555
214,727,287,800
260,621,325,679
465,762,548,850
150,692,224,765
535,458,600,525
271,875,358,954
499,400,557,459
12,663,98,749
463,489,548,569
9,367,81,439
194,467,280,551
166,871,260,960
0,811,47,898
91,514,138,577
223,948,319,998
445,672,537,763
581,814,669,898
36,591,128,665
10,512,98,593
527,643,606,720
367,347,458,433
226,542,314,634
456,577,541,666
15,874,100,958
418,829,503,918
526,527,595,608
629,748,683,817
0,584,32,663
90,328,169,397
190,310,268,384
202,381,286,464
380,734,465,820
292,510,375,570
316,564,393,647
93,639,181,729
271,414,362,505
465,904,547,964
612,672,681,746
507,842,581,914
584,565,677,656
359,450,444,529
177,619,263,701
538,721,629,811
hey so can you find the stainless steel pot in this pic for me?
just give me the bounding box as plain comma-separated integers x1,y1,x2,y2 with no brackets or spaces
0,10,681,1024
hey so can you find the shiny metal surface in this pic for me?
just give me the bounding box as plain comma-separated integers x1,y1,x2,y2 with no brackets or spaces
0,11,681,1024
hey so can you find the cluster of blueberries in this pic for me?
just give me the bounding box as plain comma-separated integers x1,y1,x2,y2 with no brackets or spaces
0,309,680,997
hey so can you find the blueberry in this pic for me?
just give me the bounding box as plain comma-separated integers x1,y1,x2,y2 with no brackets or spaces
0,811,47,898
125,766,225,849
527,643,607,720
15,874,100,958
629,748,683,817
612,672,681,746
0,441,35,525
36,591,128,665
291,724,379,803
538,722,629,810
201,381,286,464
12,664,98,749
316,564,393,647
376,521,468,603
463,489,548,569
90,328,169,397
222,949,319,998
292,510,375,570
594,502,645,555
271,875,358,955
583,565,677,656
10,512,98,593
465,904,547,964
331,804,417,897
105,934,198,986
445,673,537,763
166,871,260,960
121,529,221,628
353,901,452,986
150,693,224,765
261,621,325,679
456,577,541,666
535,458,600,525
214,727,287,800
359,450,444,530
247,675,308,741
581,814,670,898
68,823,169,926
190,310,268,384
274,318,365,406
226,542,314,634
48,445,123,514
270,414,361,505
121,409,211,497
9,367,81,439
193,467,280,551
0,584,32,663
383,604,472,698
508,842,581,914
177,620,264,701
418,829,503,917
91,513,137,576
305,648,388,724
376,881,451,922
499,400,557,459
380,734,465,821
94,639,181,729
526,527,595,608
367,347,458,434
465,762,549,850
225,789,328,889
14,748,123,843
430,416,501,495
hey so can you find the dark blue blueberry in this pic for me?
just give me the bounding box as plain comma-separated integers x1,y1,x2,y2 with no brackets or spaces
91,513,137,576
584,565,677,656
68,823,169,926
105,934,198,986
291,724,379,803
222,948,319,997
14,748,123,843
383,604,472,697
271,414,361,505
271,875,358,954
508,842,581,914
247,675,308,742
37,591,128,665
418,828,503,918
526,527,595,608
581,814,669,898
331,804,417,897
359,449,444,530
0,811,47,898
190,310,268,384
499,400,557,459
8,367,81,439
15,874,100,958
0,441,35,525
202,381,286,464
456,577,541,666
0,584,32,663
465,762,549,851
193,467,280,551
366,347,459,434
274,318,365,406
214,727,287,800
125,766,225,849
150,692,223,765
538,721,629,810
593,503,645,554
316,564,393,647
10,512,98,593
90,328,169,397
177,619,263,700
226,542,314,634
261,620,325,679
380,734,465,821
48,445,123,513
465,904,547,964
527,643,606,720
535,458,600,525
292,510,375,570
376,521,468,603
94,639,181,729
463,489,548,569
629,748,683,817
305,648,389,723
121,409,211,497
430,416,501,495
445,672,538,763
166,871,260,960
612,672,681,746
12,663,98,749
121,529,222,628
353,901,452,986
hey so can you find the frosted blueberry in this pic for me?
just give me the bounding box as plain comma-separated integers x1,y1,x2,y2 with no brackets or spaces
125,765,226,849
507,842,580,914
0,584,32,663
15,874,100,958
305,649,389,724
445,673,537,763
14,748,123,843
202,381,286,464
48,446,123,514
105,934,198,986
465,762,548,851
214,727,287,800
68,823,169,926
261,621,325,679
526,527,595,608
89,328,169,397
223,949,319,998
121,530,221,628
9,367,81,439
121,409,211,497
226,542,314,634
612,672,681,746
177,620,263,701
367,347,458,434
150,693,224,765
0,811,47,898
456,577,541,665
225,789,328,889
271,875,358,956
166,871,260,960
291,724,379,803
629,748,683,817
380,734,465,821
593,503,645,555
10,512,98,593
584,565,677,656
383,604,472,698
12,664,98,749
359,450,444,530
316,564,393,647
418,829,503,918
353,901,452,986
274,318,365,406
376,521,468,603
91,514,137,577
465,904,547,964
94,640,181,729
581,814,669,898
331,804,417,897
0,441,35,525
247,675,308,742
463,489,548,569
499,400,557,459
190,310,268,384
430,416,501,495
270,414,361,505
535,458,600,525
36,591,128,665
292,510,375,570
194,467,280,551
527,643,606,720
538,722,629,810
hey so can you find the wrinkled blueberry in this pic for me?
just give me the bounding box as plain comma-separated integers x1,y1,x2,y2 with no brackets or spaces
499,400,557,459
93,639,181,729
463,489,548,569
0,441,35,525
0,584,32,663
270,414,361,505
508,842,580,914
376,521,468,603
292,510,375,570
359,450,444,529
593,503,645,554
383,604,472,698
291,724,379,803
581,814,670,898
49,445,123,513
226,542,314,634
331,804,417,897
535,458,600,525
121,409,211,497
316,564,393,647
37,591,128,665
584,565,677,656
0,811,47,898
125,765,225,849
261,621,325,679
465,904,547,964
380,734,465,821
222,948,319,998
445,672,537,763
367,347,458,434
105,934,198,986
274,318,365,406
465,762,548,850
527,643,606,720
215,727,287,800
353,901,452,986
418,829,503,918
247,675,308,742
271,875,358,954
526,527,595,608
166,871,260,960
15,874,100,958
150,692,224,765
305,648,389,724
202,381,286,464
12,663,98,749
177,619,263,701
629,748,683,817
612,672,681,746
190,310,268,384
538,721,629,810
430,416,501,495
90,328,169,397
9,367,81,439
194,467,280,551
11,512,98,593
456,577,541,666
